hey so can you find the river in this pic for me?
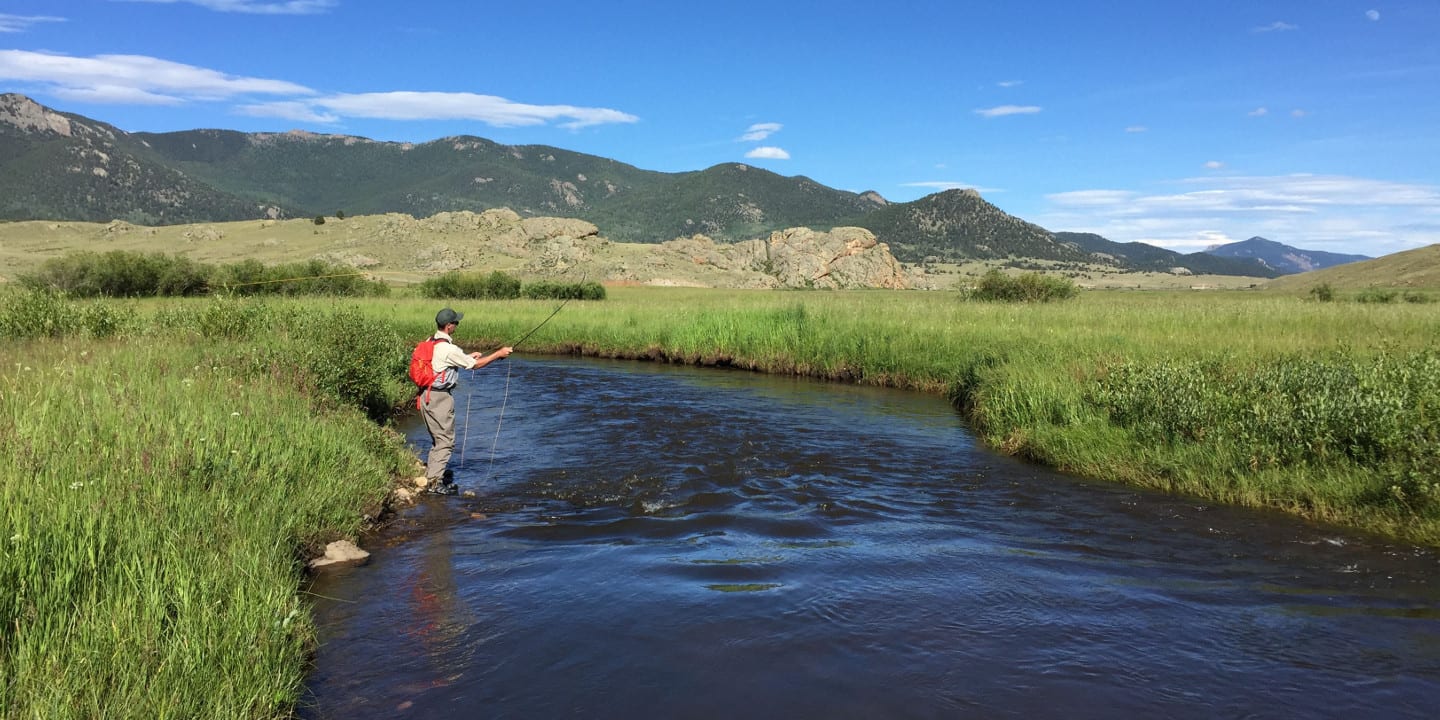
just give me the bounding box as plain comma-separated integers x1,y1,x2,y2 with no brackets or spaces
301,356,1440,719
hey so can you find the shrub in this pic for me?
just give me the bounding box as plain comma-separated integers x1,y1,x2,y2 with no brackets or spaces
968,270,1078,303
418,270,523,300
313,215,326,225
1356,288,1398,304
1091,350,1440,511
0,288,67,339
212,259,388,297
20,251,212,298
1309,283,1335,302
521,280,606,301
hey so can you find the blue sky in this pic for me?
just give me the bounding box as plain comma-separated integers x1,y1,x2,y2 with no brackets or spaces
2,1,1438,256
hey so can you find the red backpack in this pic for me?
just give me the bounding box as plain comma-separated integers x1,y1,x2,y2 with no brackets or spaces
409,336,448,408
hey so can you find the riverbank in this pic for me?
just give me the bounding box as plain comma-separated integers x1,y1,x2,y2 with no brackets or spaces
0,292,416,718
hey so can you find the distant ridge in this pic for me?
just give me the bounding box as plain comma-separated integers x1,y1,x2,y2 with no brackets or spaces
1205,236,1370,274
1057,232,1280,278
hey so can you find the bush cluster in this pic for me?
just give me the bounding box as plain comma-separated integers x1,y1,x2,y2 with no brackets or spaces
211,258,389,297
418,270,522,299
21,251,210,298
1091,351,1440,511
19,251,389,298
418,271,606,301
521,280,606,301
967,270,1078,303
0,288,140,340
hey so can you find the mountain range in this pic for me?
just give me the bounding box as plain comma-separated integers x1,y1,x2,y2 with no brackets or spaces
0,93,1364,277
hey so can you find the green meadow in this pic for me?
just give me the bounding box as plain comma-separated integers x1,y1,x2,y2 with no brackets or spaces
2,285,1438,718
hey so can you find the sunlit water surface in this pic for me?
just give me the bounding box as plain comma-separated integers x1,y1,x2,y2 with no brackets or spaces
302,357,1440,719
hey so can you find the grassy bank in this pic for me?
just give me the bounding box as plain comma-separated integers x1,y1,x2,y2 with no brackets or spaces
1,292,415,718
362,287,1440,544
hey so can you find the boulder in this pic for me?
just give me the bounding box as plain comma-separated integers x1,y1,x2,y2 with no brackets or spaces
308,540,370,570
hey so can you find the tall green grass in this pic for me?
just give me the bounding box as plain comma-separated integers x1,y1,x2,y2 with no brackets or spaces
1,290,414,718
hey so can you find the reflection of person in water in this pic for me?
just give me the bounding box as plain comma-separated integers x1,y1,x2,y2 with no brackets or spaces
403,517,475,688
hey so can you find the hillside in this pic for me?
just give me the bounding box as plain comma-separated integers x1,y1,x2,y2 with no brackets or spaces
0,94,281,224
1263,243,1440,292
856,189,1084,263
1206,236,1370,274
1057,232,1280,278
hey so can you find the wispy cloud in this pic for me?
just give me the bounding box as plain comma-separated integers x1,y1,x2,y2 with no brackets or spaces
245,91,639,129
1204,161,1225,170
0,14,66,32
1248,107,1269,117
1125,125,1148,133
974,104,1041,118
1038,174,1440,255
1290,109,1308,118
0,50,312,103
0,50,639,130
739,122,781,142
236,100,337,123
996,80,1023,88
1366,9,1380,21
115,0,338,15
1252,21,1298,33
744,146,790,160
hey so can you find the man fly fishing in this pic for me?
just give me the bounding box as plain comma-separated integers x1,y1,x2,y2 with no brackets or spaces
414,307,512,495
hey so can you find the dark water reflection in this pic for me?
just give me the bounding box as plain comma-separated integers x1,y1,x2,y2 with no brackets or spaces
302,356,1440,719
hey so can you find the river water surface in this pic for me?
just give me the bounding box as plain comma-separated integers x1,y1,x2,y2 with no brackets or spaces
302,356,1440,719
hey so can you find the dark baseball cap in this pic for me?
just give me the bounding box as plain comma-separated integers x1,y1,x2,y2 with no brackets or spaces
435,307,464,327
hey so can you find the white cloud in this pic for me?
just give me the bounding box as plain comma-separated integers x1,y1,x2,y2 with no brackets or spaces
744,146,790,160
53,85,186,105
270,91,638,129
997,80,1023,88
0,50,313,101
1125,125,1148,133
739,122,782,142
1038,174,1440,255
974,104,1042,118
115,0,338,15
0,14,66,32
1366,9,1380,21
1253,21,1298,33
0,50,638,131
236,100,338,123
1248,107,1269,117
1204,161,1225,170
901,181,1003,193
1291,108,1308,118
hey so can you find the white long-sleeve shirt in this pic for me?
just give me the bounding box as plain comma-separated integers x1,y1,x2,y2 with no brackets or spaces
429,330,476,389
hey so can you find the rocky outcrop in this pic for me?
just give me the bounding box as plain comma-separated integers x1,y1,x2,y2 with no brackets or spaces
0,94,74,137
654,227,912,289
346,209,602,273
